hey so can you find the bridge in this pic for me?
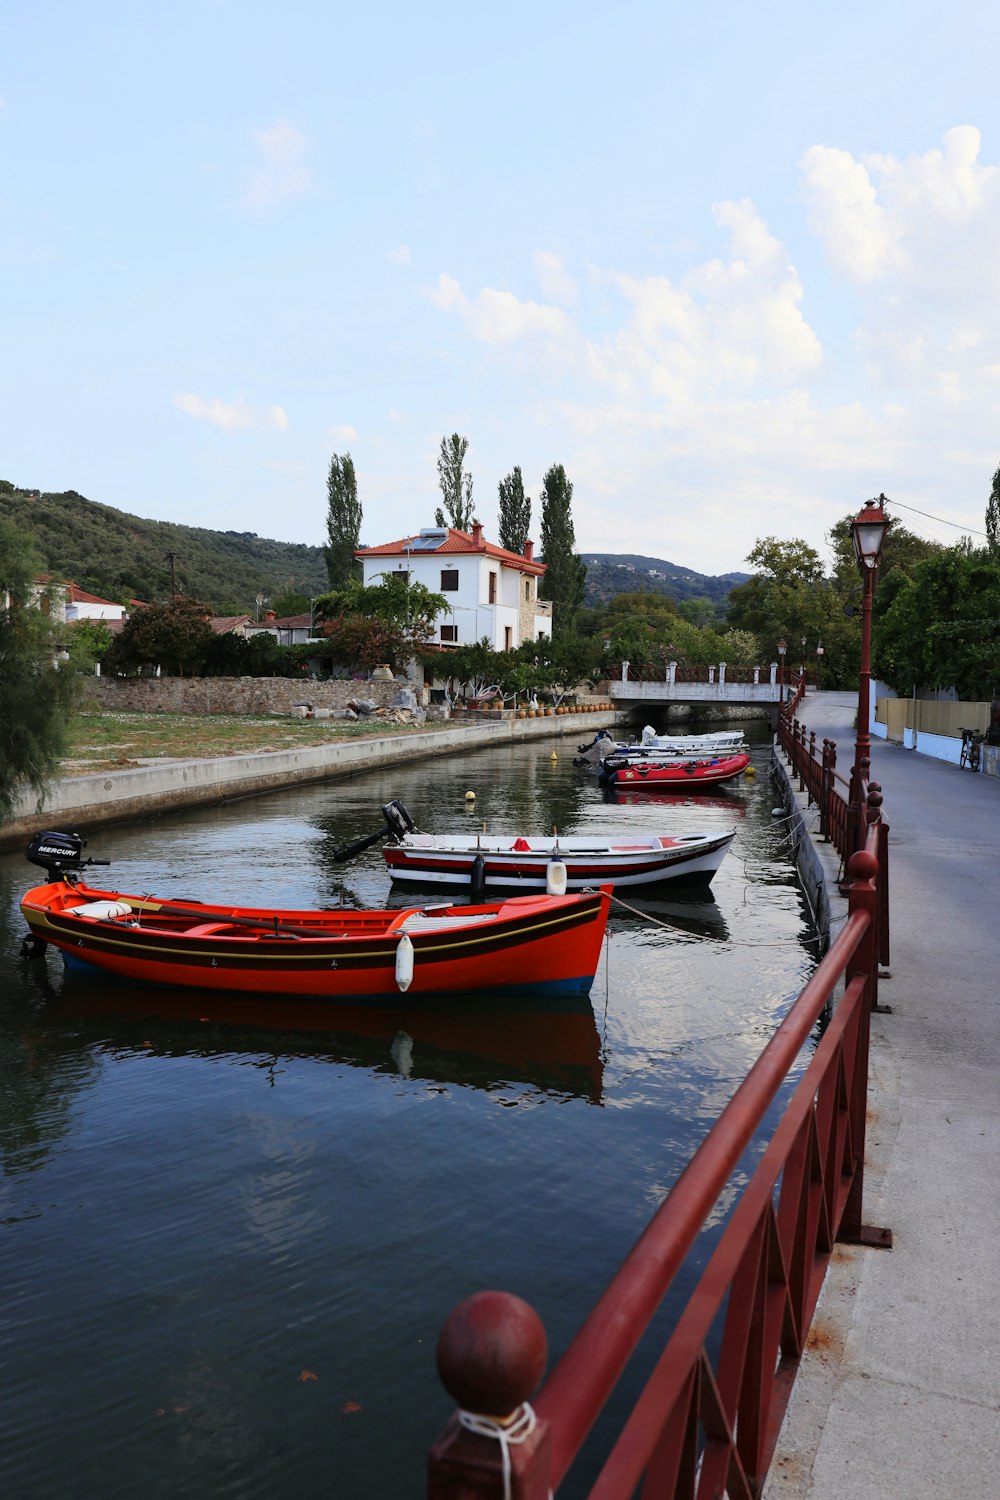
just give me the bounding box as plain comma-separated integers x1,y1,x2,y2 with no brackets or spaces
610,661,789,713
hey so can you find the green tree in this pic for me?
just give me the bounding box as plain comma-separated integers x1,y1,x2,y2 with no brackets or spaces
434,434,475,530
107,598,215,677
873,547,1000,699
986,464,1000,557
270,590,311,619
516,634,598,705
538,464,587,637
325,452,363,588
0,520,77,817
497,466,531,553
316,573,448,675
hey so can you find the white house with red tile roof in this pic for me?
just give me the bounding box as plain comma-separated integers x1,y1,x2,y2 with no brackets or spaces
356,522,552,651
64,584,127,623
245,610,317,646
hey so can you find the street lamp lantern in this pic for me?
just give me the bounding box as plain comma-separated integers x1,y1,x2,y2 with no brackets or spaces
851,493,889,571
815,641,824,689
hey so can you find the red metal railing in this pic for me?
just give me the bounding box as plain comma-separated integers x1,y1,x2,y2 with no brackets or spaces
777,701,889,970
429,793,891,1498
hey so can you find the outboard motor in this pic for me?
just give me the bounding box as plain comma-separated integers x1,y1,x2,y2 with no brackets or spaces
381,800,417,841
330,800,419,862
26,831,88,882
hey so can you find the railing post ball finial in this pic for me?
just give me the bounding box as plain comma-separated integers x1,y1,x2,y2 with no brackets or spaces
867,789,883,811
436,1291,547,1418
847,849,879,884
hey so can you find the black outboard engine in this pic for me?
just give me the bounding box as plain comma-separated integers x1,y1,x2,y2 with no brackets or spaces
381,800,417,841
330,800,418,862
26,831,88,882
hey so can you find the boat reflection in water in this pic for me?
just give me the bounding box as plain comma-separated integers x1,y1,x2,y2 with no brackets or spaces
47,971,605,1104
603,782,750,817
605,888,732,946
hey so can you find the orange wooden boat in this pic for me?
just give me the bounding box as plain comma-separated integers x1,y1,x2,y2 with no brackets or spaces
20,833,610,1001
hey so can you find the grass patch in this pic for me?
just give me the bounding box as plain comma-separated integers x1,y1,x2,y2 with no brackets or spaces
62,711,427,773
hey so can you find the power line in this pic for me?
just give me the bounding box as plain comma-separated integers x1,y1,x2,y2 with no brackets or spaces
888,498,988,541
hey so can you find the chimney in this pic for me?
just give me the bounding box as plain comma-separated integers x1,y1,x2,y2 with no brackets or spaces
471,520,483,548
265,609,276,621
523,539,534,563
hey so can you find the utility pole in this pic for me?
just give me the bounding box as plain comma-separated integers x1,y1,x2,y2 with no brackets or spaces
166,552,177,598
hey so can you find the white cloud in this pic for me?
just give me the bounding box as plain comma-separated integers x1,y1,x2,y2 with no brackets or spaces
534,251,577,302
800,146,894,282
244,120,313,211
173,394,288,431
328,423,357,442
387,245,411,266
427,273,572,345
802,126,1000,405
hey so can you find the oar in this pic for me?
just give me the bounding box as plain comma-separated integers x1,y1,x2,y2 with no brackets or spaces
122,900,356,941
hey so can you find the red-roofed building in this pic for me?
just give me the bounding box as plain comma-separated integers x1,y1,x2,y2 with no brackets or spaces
64,584,128,623
356,522,552,651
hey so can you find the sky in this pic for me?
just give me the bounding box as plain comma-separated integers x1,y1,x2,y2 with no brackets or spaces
3,0,1000,577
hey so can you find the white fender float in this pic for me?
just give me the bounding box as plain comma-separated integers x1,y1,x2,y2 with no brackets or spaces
68,900,132,919
395,932,414,991
546,859,568,896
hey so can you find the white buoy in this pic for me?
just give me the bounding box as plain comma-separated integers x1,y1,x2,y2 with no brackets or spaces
546,859,568,896
395,933,414,991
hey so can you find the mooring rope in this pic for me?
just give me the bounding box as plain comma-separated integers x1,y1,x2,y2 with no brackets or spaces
456,1402,541,1500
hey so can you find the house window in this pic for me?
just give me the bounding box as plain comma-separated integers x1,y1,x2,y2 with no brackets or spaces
538,630,546,641
440,624,458,643
504,626,512,651
394,568,410,584
440,569,459,592
488,571,497,604
524,579,531,600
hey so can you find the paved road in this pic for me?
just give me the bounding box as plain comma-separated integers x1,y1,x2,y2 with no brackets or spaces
765,693,1000,1499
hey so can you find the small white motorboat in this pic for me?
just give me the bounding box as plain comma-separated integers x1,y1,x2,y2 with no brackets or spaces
337,802,736,892
575,725,746,767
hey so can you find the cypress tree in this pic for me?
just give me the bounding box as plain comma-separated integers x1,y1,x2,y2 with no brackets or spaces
325,453,363,588
497,466,531,553
538,463,587,637
434,434,475,531
987,463,1000,558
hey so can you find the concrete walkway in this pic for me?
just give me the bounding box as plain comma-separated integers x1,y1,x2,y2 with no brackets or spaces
765,693,1000,1500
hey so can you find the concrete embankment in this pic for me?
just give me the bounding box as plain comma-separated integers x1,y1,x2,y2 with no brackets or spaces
1,710,619,853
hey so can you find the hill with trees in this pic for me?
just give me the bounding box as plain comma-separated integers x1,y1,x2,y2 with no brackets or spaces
0,482,329,613
1,482,748,618
582,553,748,614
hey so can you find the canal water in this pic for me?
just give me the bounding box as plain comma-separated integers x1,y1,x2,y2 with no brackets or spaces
0,725,817,1498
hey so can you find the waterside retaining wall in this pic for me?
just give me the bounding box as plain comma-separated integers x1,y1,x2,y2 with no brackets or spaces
1,710,620,853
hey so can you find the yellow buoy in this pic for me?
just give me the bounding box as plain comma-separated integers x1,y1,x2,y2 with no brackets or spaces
550,751,558,761
745,765,756,778
465,790,476,801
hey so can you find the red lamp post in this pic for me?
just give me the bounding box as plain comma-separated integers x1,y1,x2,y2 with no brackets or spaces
851,494,890,806
777,638,787,704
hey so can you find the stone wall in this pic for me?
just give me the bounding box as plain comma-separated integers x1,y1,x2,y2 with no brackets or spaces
82,676,405,716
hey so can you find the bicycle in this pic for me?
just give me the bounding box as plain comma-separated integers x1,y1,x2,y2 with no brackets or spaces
958,727,983,771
